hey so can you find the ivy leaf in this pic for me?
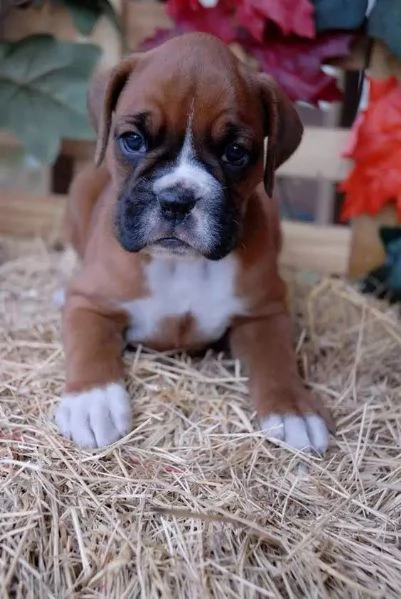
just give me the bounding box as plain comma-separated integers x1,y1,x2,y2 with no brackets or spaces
236,0,315,42
50,0,121,36
311,0,368,32
368,0,401,60
245,32,353,103
0,35,100,163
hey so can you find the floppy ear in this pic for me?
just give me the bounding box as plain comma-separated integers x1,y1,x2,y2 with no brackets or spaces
257,74,304,197
87,68,112,134
88,56,139,167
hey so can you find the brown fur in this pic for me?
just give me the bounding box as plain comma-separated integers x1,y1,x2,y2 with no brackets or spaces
62,33,332,431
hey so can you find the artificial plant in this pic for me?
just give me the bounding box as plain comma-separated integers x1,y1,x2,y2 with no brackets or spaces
0,0,120,163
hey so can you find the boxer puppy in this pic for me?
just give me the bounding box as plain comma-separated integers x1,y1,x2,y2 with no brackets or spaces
54,32,333,452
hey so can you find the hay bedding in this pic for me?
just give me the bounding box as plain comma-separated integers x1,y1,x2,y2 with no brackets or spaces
1,237,401,599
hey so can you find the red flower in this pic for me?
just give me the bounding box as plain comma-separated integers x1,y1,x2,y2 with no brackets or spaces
340,77,401,220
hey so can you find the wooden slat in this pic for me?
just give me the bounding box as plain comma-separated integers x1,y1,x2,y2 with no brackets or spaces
0,192,66,243
0,132,94,162
278,127,351,182
0,126,351,181
0,190,350,275
281,220,351,276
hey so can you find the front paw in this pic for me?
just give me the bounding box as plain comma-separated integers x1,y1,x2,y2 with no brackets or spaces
54,382,132,448
260,412,330,455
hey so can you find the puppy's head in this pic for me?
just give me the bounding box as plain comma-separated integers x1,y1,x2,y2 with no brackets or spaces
90,32,303,260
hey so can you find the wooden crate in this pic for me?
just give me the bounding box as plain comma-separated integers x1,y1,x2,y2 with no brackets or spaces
0,0,398,280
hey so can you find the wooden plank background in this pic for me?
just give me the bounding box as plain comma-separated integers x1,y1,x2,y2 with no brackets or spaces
0,189,351,275
2,0,400,279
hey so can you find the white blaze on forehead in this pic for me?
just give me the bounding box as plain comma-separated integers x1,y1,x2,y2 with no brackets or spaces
152,108,220,200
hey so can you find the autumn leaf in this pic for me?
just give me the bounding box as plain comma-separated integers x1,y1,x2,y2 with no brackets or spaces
166,0,315,42
166,0,237,43
244,32,353,103
144,2,354,104
139,27,187,52
141,27,353,104
236,0,315,42
340,77,401,221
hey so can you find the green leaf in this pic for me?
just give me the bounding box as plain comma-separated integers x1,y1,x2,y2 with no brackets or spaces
360,264,390,295
388,254,401,292
368,0,401,60
51,0,121,36
361,225,401,302
0,34,100,163
379,225,401,250
311,0,368,32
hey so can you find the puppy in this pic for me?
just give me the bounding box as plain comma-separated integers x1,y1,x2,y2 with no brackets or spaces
55,32,332,452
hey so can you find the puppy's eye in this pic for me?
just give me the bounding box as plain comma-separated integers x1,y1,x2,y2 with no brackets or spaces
222,143,249,167
119,132,147,155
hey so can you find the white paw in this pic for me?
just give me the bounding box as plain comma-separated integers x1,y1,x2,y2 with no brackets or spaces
260,413,329,454
54,383,132,448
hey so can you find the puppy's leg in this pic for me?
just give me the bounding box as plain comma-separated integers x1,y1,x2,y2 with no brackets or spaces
230,312,333,454
54,295,131,448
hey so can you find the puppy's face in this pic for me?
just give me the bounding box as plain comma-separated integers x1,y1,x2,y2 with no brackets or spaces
112,85,257,261
91,33,303,260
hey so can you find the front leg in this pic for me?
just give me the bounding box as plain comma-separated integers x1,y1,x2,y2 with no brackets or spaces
54,294,131,448
230,312,333,454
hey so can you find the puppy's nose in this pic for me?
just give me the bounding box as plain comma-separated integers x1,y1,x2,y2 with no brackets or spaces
158,189,196,221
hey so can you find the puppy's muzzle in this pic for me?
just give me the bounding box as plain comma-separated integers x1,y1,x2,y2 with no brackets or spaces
158,187,196,222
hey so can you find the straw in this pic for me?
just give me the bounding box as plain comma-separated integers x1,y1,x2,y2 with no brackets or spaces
1,237,400,598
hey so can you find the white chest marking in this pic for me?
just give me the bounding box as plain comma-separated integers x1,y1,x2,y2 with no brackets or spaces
121,255,245,344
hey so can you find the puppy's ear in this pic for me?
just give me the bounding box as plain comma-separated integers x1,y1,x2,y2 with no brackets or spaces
88,56,139,167
87,68,112,134
257,74,303,197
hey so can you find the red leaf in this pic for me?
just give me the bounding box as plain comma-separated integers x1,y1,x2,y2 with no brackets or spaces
166,0,237,43
236,0,315,42
140,8,353,105
340,77,401,220
244,32,353,104
139,27,187,51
